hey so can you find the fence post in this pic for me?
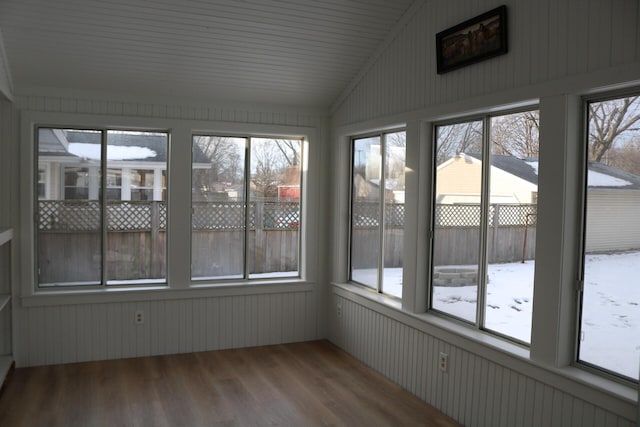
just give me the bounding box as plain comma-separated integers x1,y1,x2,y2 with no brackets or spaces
254,200,265,273
150,201,162,278
491,204,500,262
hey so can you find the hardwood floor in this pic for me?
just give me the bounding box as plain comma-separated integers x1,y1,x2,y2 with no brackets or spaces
0,340,460,426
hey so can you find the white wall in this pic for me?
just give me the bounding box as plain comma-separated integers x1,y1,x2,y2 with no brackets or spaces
1,91,330,367
329,0,640,426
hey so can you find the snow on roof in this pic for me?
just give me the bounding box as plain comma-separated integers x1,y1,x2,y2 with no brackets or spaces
69,143,157,161
526,160,636,188
587,170,632,187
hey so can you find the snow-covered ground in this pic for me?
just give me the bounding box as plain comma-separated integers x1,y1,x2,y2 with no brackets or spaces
353,251,640,380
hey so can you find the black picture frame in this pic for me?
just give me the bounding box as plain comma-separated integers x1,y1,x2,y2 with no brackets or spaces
436,5,508,74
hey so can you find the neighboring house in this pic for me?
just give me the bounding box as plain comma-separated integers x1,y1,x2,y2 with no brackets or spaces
38,128,210,202
437,153,640,252
436,153,538,204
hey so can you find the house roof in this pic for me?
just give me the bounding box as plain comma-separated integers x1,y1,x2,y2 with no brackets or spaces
39,128,210,164
466,153,640,190
466,153,538,185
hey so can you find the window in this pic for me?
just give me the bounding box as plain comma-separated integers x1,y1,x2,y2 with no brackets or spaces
578,94,640,381
431,110,539,344
191,135,303,281
36,128,168,287
349,130,406,297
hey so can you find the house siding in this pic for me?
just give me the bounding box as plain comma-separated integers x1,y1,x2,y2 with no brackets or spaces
585,190,640,252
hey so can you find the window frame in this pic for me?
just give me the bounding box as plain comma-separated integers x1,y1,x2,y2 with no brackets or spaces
20,111,316,302
429,106,541,347
348,127,406,298
575,89,640,383
34,126,171,289
190,133,305,282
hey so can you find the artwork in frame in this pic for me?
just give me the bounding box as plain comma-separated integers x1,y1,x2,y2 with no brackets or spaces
436,5,508,74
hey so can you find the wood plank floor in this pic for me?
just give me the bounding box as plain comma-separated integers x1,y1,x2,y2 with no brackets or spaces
0,340,460,426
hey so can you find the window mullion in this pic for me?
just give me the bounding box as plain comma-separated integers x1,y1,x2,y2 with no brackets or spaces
476,117,491,329
100,129,108,288
378,133,386,293
244,137,251,279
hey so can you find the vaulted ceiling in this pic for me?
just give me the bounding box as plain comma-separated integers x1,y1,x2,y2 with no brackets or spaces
0,0,417,108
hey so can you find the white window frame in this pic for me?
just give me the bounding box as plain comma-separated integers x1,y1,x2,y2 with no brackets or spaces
429,107,540,345
348,128,406,297
575,90,640,383
190,133,305,282
20,111,317,305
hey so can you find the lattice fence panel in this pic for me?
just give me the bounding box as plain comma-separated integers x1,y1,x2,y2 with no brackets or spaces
385,203,404,227
491,204,537,226
263,202,300,229
435,204,482,227
192,201,246,230
38,201,101,231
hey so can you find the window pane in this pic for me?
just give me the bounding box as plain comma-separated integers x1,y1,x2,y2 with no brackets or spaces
192,136,246,280
579,96,640,380
351,136,382,289
37,128,102,286
431,121,482,323
248,138,301,279
484,111,539,343
106,131,168,284
382,131,406,298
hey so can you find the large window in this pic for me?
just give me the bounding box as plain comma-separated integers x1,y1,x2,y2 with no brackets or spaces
191,135,303,281
350,130,406,298
431,110,539,343
578,94,640,381
36,128,168,287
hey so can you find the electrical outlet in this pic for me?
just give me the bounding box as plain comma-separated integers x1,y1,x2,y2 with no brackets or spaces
438,352,448,372
336,303,343,318
135,310,144,324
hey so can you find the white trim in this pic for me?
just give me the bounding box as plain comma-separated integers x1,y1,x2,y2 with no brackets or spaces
20,110,321,301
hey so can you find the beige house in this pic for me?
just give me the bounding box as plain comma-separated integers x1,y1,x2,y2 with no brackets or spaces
436,153,538,204
437,153,640,252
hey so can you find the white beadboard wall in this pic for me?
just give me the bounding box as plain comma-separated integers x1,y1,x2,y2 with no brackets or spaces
4,92,328,367
329,291,635,427
332,0,640,125
17,291,318,367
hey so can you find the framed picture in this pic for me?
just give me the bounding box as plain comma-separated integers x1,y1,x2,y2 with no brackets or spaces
436,5,508,74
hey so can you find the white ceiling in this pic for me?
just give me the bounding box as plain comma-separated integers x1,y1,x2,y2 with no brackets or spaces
0,0,417,108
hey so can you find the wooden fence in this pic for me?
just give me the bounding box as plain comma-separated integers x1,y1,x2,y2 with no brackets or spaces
37,201,537,283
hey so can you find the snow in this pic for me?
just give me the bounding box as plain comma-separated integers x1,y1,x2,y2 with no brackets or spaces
587,170,632,187
525,160,632,187
68,143,157,160
525,160,539,175
353,251,640,380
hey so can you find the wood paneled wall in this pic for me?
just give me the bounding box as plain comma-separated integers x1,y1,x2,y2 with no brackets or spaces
329,292,635,427
16,290,318,367
2,92,327,367
332,0,640,124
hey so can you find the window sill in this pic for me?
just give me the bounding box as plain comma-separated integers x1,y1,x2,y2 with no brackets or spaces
21,279,315,307
331,282,638,418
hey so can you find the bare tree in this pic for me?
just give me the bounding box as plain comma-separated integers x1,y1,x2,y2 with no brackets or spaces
589,96,640,164
192,136,244,200
491,111,539,158
435,121,482,165
273,139,301,167
251,140,293,198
